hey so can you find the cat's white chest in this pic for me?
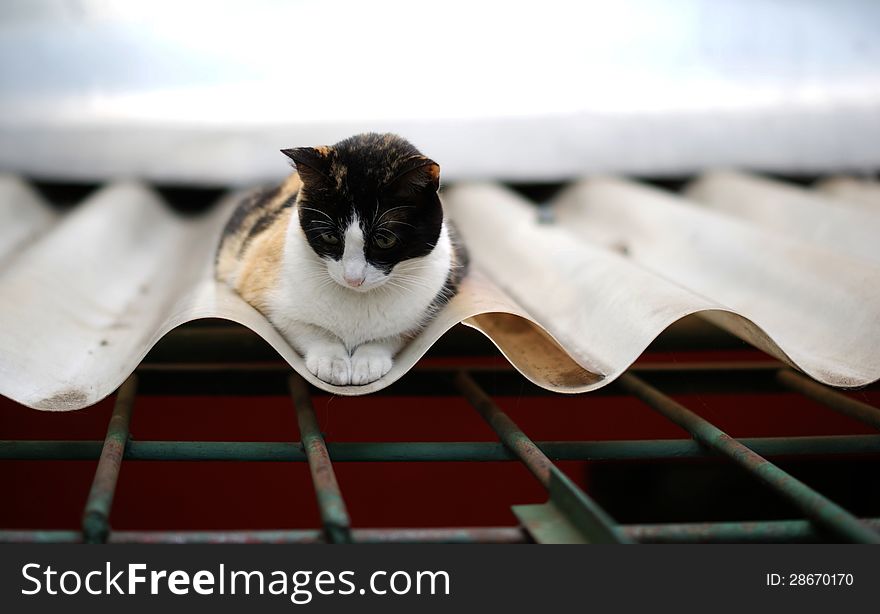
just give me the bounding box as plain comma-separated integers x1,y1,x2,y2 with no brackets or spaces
271,281,423,347
265,219,451,350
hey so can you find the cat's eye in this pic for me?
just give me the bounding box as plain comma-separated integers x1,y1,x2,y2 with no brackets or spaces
320,232,339,245
373,234,397,249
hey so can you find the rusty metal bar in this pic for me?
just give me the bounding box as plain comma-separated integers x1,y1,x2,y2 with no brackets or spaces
455,371,629,543
0,531,83,543
3,434,878,462
623,518,880,544
288,374,352,544
454,371,553,486
109,527,527,544
81,376,137,543
354,527,528,543
522,466,627,544
776,369,880,430
8,518,880,544
0,527,528,544
111,529,322,544
617,372,880,544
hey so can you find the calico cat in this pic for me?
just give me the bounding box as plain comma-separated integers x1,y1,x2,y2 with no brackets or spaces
216,133,468,385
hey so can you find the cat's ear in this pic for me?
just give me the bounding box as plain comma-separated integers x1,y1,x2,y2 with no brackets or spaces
385,156,440,196
280,147,333,187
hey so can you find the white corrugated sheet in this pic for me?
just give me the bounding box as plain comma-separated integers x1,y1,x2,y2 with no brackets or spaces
0,173,877,410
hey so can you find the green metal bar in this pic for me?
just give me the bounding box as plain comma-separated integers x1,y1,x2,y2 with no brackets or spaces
129,441,301,461
81,376,137,544
617,373,880,544
117,527,526,544
7,519,880,544
454,371,553,486
112,529,322,544
623,518,880,544
776,369,880,430
353,527,528,544
455,371,629,543
2,434,878,462
0,527,528,544
0,531,83,543
289,374,352,544
548,466,627,543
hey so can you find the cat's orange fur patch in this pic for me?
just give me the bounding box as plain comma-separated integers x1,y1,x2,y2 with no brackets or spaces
279,172,303,196
216,172,303,301
235,207,291,310
424,162,440,183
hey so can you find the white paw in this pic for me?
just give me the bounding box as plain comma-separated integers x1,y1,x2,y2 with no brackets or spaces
304,344,351,385
350,344,393,385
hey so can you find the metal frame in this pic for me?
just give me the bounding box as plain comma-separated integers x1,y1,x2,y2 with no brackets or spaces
1,353,878,544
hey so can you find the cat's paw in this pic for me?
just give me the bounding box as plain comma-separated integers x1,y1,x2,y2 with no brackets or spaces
350,344,393,385
304,343,352,385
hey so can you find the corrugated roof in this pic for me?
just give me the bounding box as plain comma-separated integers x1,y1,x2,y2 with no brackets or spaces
0,173,878,410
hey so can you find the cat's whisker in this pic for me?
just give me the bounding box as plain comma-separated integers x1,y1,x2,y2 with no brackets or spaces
390,280,431,290
391,271,434,280
394,264,435,271
299,207,334,222
382,220,416,229
305,225,337,234
374,205,415,227
398,261,465,273
389,277,435,291
384,280,415,295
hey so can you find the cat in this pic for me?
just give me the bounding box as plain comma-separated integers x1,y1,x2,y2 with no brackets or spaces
216,133,468,385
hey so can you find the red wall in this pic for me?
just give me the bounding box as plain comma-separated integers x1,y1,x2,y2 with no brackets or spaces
1,350,876,532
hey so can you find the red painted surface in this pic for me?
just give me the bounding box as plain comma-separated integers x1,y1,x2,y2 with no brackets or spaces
1,349,876,532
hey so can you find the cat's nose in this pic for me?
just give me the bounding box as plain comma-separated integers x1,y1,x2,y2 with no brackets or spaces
344,273,365,287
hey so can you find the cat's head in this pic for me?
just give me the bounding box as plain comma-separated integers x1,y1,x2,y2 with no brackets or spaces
282,133,443,292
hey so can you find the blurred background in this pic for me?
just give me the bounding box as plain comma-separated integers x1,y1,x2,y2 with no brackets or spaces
1,0,879,185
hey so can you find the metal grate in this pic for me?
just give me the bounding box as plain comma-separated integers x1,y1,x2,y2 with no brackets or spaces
1,323,879,544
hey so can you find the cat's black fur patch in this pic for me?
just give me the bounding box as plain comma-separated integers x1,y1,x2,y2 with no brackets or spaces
283,133,444,274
